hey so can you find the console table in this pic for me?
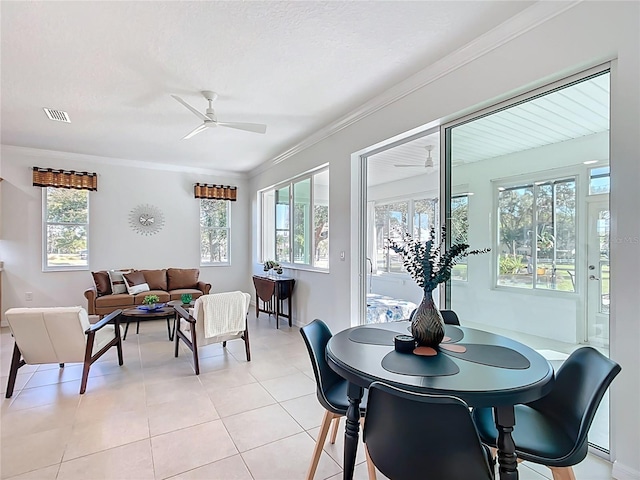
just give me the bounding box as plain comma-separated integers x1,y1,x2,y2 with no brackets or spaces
252,275,295,328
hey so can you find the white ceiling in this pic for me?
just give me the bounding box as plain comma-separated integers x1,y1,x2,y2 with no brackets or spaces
0,1,534,173
367,72,609,186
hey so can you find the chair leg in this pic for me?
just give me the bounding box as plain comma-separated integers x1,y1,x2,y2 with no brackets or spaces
244,326,251,362
550,467,577,480
330,416,340,444
191,327,200,375
5,343,23,399
80,332,96,394
360,417,377,480
222,341,227,347
306,410,336,480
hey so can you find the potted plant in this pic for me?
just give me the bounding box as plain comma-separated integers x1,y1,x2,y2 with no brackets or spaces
388,226,489,347
263,260,283,276
142,294,160,310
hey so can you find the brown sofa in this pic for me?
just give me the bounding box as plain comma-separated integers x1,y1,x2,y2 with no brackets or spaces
85,268,211,317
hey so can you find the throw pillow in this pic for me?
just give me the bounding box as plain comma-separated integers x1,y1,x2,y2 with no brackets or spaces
108,269,131,295
91,271,112,296
127,282,150,295
167,268,199,291
123,271,146,287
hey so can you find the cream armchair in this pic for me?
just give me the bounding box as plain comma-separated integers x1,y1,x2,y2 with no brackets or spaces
174,292,251,374
5,307,124,396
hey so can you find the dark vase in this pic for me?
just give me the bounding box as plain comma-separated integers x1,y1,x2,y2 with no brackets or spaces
411,290,445,347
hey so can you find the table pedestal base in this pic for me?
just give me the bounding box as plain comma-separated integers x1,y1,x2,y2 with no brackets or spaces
495,405,519,479
343,383,363,480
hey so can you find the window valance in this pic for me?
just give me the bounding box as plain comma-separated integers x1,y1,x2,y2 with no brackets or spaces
32,167,98,191
194,183,237,201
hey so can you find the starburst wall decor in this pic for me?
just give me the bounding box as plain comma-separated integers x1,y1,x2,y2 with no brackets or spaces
129,204,164,236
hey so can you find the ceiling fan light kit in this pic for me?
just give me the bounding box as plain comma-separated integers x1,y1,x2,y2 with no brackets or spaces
172,91,267,139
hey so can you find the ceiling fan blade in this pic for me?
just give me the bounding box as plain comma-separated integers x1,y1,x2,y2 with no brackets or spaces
171,95,209,122
182,123,208,140
216,122,267,134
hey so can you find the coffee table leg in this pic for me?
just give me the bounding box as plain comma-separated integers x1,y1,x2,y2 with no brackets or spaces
123,322,130,341
343,382,363,480
494,405,518,480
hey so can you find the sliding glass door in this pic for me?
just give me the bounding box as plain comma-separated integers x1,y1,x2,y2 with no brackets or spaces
445,68,611,451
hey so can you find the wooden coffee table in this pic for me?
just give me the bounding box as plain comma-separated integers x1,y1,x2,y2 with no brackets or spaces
121,306,176,341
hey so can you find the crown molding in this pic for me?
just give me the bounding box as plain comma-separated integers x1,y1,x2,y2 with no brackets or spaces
251,0,580,178
0,144,247,179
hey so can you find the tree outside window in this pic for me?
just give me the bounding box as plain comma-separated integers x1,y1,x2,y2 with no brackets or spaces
497,178,575,291
44,187,89,269
200,199,230,264
261,167,329,269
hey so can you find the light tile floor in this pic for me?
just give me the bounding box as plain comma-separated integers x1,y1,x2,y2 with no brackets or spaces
1,314,613,479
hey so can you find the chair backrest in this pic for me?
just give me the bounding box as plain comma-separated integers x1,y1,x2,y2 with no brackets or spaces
190,292,250,346
529,347,621,456
5,307,91,364
300,319,345,413
364,382,494,480
440,309,460,326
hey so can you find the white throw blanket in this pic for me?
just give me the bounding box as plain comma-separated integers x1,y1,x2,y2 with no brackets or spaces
200,292,250,339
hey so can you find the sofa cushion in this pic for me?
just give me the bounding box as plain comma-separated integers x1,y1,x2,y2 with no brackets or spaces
95,293,135,308
127,283,150,295
139,269,167,291
169,289,204,301
123,271,146,287
133,290,170,305
167,268,199,291
108,269,131,294
92,271,112,296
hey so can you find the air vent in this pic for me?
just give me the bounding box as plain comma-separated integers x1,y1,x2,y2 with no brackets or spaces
43,108,70,123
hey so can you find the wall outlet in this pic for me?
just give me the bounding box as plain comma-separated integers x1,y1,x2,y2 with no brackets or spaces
25,292,33,301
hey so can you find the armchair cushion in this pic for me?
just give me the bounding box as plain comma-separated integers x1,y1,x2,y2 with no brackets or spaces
167,268,199,290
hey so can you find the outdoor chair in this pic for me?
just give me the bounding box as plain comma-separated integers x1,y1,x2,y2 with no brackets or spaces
5,307,124,396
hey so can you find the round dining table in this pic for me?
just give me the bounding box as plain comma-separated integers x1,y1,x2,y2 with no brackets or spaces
326,321,555,480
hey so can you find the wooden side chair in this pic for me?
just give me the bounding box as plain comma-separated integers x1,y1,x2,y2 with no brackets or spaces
174,292,251,374
5,307,124,396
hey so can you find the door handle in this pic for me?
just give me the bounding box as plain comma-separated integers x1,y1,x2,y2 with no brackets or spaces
589,275,600,281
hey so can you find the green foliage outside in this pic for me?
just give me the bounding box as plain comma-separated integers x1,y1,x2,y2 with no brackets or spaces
200,199,228,263
499,255,527,275
46,188,88,266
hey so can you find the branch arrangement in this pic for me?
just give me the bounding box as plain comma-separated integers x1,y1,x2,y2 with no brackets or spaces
387,226,490,293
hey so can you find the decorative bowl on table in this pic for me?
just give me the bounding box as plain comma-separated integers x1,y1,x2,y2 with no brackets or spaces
137,303,165,311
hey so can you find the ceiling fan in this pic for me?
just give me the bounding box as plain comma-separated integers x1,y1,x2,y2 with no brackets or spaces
394,145,437,169
171,91,267,139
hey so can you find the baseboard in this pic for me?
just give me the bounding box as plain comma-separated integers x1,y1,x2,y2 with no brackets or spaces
613,461,640,480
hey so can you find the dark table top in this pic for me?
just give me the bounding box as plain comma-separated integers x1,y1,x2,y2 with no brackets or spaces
326,321,554,408
121,306,175,318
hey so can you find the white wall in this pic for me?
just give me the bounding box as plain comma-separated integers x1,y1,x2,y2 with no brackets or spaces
0,146,252,323
249,3,639,476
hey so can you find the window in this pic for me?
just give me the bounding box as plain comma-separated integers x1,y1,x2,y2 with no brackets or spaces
589,166,610,195
261,168,329,269
497,178,576,291
43,187,89,270
450,194,469,281
200,199,230,265
375,197,438,273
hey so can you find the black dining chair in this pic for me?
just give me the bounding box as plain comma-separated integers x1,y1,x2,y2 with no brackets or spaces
409,308,460,325
300,319,376,480
472,347,621,480
363,381,495,480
